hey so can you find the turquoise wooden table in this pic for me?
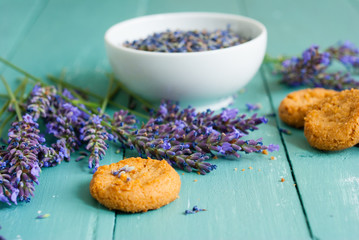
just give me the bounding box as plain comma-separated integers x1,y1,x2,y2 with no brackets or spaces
1,0,359,239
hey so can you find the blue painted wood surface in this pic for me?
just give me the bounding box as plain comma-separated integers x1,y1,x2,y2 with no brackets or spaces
1,0,359,239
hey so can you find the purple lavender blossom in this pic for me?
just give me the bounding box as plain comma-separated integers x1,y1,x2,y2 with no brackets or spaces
245,103,261,112
80,115,114,171
113,101,275,174
314,71,359,90
279,128,292,135
268,144,280,152
27,85,57,121
45,101,85,154
38,139,69,167
326,41,359,70
0,114,46,204
220,109,238,121
0,111,69,205
123,26,248,53
112,165,135,181
278,43,359,89
111,110,138,145
184,205,206,215
279,45,332,87
27,85,88,159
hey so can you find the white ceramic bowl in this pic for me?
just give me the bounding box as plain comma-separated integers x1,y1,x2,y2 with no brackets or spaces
105,12,267,110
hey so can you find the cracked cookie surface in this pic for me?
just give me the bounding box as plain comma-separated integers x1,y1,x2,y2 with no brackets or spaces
304,89,359,151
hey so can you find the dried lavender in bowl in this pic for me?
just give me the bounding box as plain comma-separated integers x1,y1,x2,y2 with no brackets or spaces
123,25,249,53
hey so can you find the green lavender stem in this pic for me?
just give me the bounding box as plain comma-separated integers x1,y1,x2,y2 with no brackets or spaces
48,75,149,119
0,58,150,120
101,76,114,113
0,78,29,119
0,112,16,137
0,57,43,84
111,76,155,110
1,76,23,121
18,77,29,103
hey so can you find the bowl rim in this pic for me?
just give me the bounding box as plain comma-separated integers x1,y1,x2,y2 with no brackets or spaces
104,11,267,56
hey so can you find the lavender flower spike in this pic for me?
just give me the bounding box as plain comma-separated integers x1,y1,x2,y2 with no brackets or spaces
45,101,85,153
0,114,44,204
27,84,57,121
80,115,114,172
279,45,331,87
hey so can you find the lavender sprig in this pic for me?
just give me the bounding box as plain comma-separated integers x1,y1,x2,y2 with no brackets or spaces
326,41,359,71
38,139,69,167
80,115,114,171
27,85,57,121
154,102,267,135
111,110,138,145
27,85,87,160
113,102,276,174
275,42,359,90
45,101,85,155
0,115,43,204
279,45,331,87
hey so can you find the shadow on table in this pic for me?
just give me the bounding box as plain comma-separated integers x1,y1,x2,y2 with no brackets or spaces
76,179,100,208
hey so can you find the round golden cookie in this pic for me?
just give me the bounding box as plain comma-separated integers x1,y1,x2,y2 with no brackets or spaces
278,88,337,128
304,89,359,151
90,157,181,212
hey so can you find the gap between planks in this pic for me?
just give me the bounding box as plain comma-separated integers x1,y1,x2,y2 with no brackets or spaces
259,65,315,239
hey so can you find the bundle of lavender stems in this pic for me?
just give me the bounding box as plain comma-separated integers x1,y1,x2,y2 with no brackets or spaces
274,41,359,90
0,59,278,206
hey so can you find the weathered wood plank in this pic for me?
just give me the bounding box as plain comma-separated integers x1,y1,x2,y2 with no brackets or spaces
0,0,48,62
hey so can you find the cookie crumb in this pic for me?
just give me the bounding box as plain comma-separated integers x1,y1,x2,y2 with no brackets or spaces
262,149,268,155
281,178,285,182
248,166,253,170
241,169,245,171
182,173,185,175
194,179,198,182
270,156,276,160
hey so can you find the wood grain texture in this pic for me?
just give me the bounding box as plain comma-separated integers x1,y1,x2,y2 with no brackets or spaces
249,0,359,239
145,0,244,14
0,0,48,62
245,0,359,56
1,0,359,239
